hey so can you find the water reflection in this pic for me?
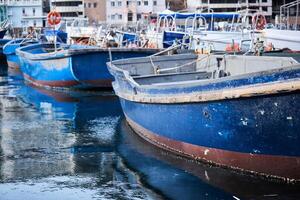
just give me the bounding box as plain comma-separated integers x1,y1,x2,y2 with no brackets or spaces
0,71,162,199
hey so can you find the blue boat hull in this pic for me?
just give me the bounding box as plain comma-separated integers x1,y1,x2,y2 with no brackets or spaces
121,91,300,182
17,44,159,89
71,49,159,88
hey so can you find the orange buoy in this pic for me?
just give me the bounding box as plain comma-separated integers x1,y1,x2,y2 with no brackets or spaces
252,13,266,30
47,11,61,26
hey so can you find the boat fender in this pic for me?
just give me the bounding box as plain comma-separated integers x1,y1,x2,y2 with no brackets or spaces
252,13,266,30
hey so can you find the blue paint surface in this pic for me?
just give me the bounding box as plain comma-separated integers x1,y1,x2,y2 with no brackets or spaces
120,92,300,156
72,50,158,86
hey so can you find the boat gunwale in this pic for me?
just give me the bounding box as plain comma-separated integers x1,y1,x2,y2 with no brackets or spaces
16,43,161,61
108,58,300,103
3,38,38,55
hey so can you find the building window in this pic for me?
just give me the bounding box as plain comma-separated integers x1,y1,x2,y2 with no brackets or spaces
117,1,121,6
33,8,35,16
33,20,36,27
127,12,133,21
88,3,91,7
111,14,115,20
111,1,115,6
22,8,25,15
137,1,141,6
137,13,141,20
144,1,148,6
84,3,86,7
93,2,97,7
153,0,157,6
119,14,122,19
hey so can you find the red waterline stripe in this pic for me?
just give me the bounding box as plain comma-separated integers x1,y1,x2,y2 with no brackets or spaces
126,115,300,182
23,74,79,88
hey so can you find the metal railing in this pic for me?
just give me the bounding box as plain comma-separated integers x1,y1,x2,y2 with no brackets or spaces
279,0,300,30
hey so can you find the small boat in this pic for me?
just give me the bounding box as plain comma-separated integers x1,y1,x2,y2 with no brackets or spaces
16,42,160,89
3,38,38,70
108,53,300,182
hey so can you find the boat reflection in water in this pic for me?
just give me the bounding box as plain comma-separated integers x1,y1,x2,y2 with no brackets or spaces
1,67,299,200
118,120,300,200
0,75,162,200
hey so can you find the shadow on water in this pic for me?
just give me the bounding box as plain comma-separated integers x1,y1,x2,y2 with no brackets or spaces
0,60,299,200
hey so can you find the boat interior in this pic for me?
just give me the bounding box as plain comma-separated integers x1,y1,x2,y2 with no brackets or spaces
112,53,300,86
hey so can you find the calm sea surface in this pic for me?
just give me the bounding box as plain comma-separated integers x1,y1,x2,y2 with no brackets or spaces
0,61,299,200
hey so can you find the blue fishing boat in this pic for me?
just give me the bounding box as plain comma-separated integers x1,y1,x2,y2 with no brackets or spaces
3,38,38,70
16,43,160,89
108,53,300,182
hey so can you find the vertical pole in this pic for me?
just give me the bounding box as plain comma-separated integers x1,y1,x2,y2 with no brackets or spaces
296,2,299,30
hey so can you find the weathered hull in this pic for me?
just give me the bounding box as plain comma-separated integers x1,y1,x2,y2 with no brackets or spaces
121,91,300,182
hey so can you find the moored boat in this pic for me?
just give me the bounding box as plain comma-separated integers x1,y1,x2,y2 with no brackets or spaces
3,38,38,70
108,53,300,182
16,42,160,89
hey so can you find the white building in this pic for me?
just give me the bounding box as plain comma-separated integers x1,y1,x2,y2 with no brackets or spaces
0,0,44,28
187,0,272,17
50,0,84,20
106,0,166,25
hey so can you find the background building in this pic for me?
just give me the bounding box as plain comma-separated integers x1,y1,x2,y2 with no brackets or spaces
106,0,166,25
0,0,44,28
84,0,106,24
50,0,84,20
187,0,272,17
272,0,300,27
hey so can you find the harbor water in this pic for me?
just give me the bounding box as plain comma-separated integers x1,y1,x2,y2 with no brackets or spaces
0,61,299,200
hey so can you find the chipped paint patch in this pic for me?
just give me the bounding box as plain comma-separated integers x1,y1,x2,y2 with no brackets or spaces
40,57,70,70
